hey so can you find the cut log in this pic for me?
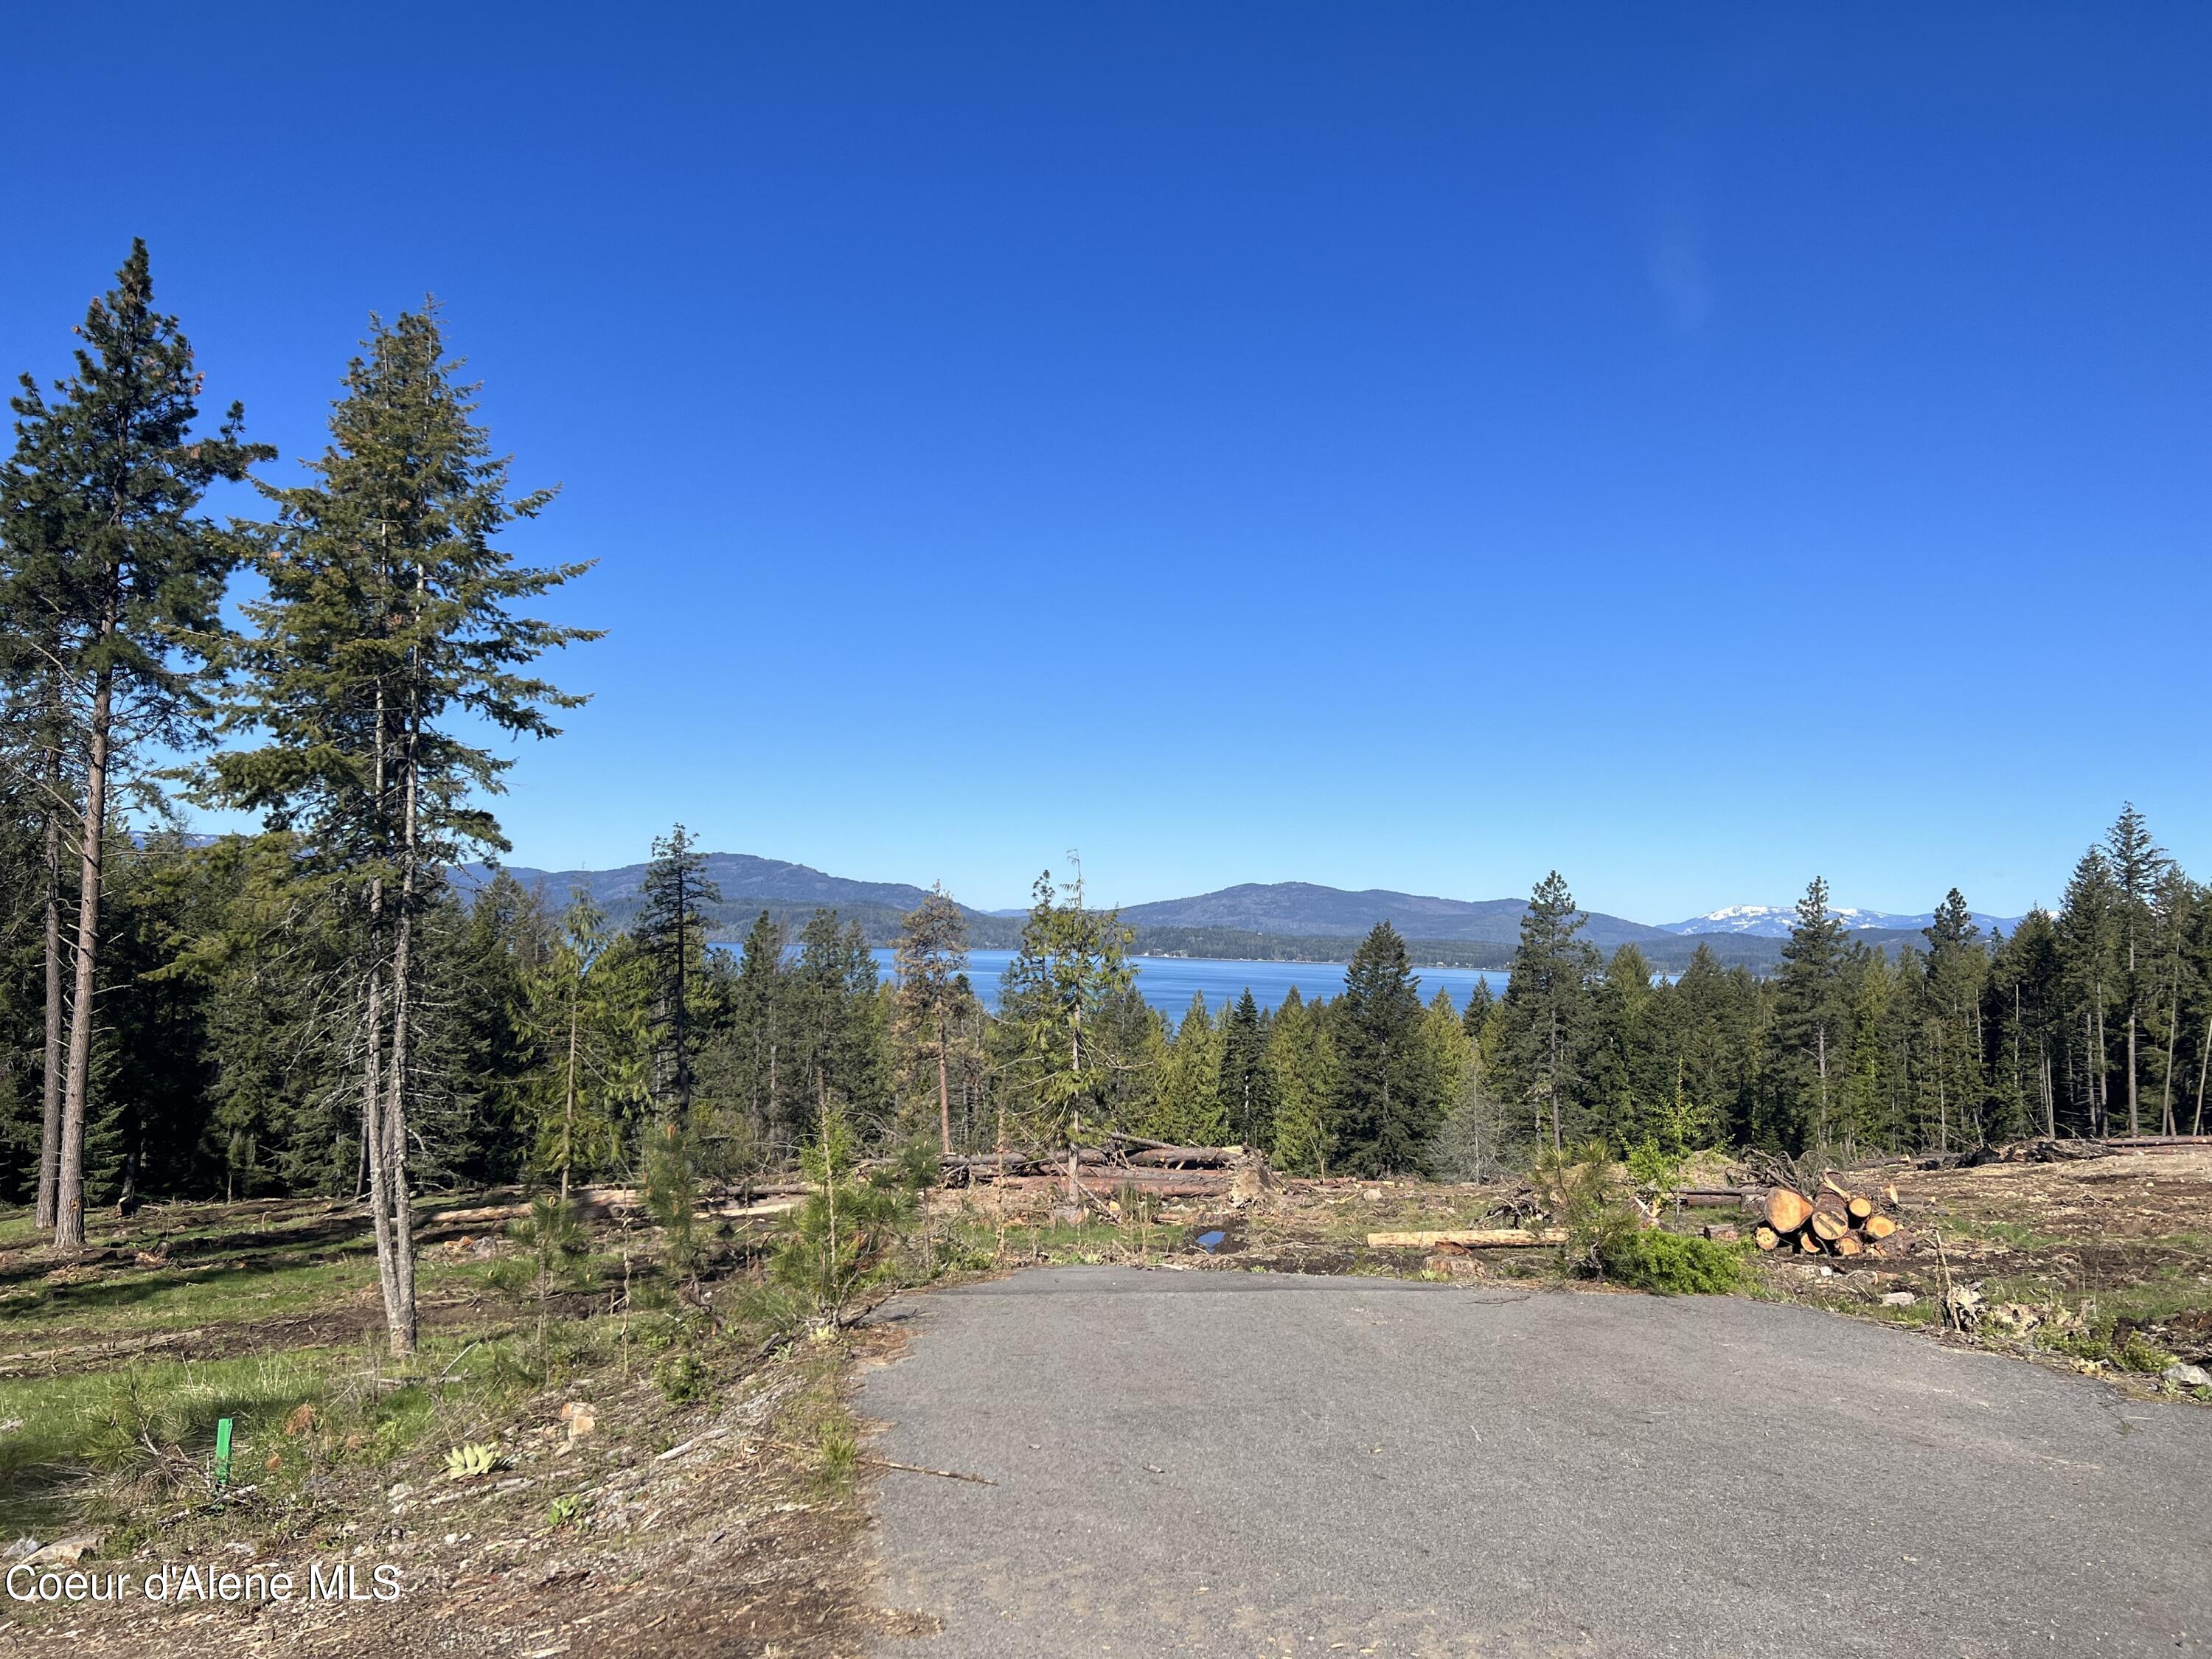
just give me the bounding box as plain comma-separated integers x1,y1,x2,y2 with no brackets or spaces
1812,1191,1848,1221
1833,1232,1865,1257
1127,1145,1246,1168
1753,1225,1780,1251
1366,1228,1568,1248
1796,1232,1821,1253
1808,1211,1848,1243
1762,1188,1815,1234
1846,1194,1875,1222
1820,1173,1854,1202
1702,1224,1740,1243
1863,1214,1897,1240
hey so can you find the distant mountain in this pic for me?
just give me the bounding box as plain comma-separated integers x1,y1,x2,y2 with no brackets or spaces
1117,881,1675,950
1663,904,2024,939
456,854,1024,947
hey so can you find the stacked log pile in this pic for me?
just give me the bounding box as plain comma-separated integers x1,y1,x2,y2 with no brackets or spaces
1753,1175,1906,1258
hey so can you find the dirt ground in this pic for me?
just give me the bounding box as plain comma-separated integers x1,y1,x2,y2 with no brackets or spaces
3,1147,2205,1655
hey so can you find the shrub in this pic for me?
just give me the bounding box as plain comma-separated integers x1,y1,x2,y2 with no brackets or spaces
1532,1138,1640,1275
1601,1229,1742,1295
653,1351,710,1404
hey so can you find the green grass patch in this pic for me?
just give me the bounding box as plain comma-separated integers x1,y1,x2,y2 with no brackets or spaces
1599,1230,1743,1295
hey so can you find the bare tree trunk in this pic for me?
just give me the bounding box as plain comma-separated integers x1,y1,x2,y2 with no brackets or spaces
936,1008,951,1156
2194,1018,2209,1138
35,748,64,1229
2126,1009,2140,1136
1815,1024,1829,1152
562,983,579,1202
2160,973,2181,1136
381,711,421,1355
55,661,113,1251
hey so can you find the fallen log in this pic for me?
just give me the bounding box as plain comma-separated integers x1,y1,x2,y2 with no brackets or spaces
1809,1210,1848,1244
1127,1144,1247,1168
1674,1189,1758,1208
1762,1188,1815,1234
1863,1214,1897,1240
1753,1225,1780,1251
1846,1194,1875,1222
1832,1232,1865,1257
1366,1228,1569,1248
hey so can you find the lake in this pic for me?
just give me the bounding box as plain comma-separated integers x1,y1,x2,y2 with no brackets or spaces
865,949,1506,1016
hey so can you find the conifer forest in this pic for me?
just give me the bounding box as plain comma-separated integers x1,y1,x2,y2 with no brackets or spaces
4,248,2209,1332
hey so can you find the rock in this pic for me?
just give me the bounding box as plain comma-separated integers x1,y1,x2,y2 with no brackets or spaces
1880,1290,1919,1307
2162,1362,2211,1390
1362,1187,1384,1205
559,1402,597,1442
2,1537,38,1561
28,1534,100,1565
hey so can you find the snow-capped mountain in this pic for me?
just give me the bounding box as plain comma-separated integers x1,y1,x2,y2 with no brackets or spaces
1660,905,2022,938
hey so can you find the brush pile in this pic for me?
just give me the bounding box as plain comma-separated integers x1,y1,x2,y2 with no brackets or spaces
1752,1174,1907,1259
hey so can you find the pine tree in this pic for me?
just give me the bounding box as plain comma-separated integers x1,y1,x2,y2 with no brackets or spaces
892,884,970,1153
636,827,721,1133
1265,987,1338,1175
1495,872,1599,1152
1769,877,1848,1152
2056,848,2120,1137
1333,922,1433,1175
1149,993,1226,1146
994,866,1135,1150
1,243,270,1246
202,305,593,1349
525,888,633,1197
725,911,789,1155
2104,804,2169,1135
1919,889,1989,1152
1218,988,1276,1151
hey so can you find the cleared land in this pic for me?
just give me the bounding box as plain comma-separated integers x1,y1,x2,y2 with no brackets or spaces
861,1267,2212,1657
0,1146,2205,1654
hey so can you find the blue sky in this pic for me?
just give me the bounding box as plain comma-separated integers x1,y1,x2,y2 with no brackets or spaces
5,4,2206,922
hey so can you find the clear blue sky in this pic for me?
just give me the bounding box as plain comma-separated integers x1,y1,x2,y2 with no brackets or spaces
5,4,2206,922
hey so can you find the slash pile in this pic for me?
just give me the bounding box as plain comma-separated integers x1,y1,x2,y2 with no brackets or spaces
1752,1175,1907,1259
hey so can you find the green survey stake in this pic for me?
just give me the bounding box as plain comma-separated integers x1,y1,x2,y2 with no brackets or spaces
213,1416,233,1490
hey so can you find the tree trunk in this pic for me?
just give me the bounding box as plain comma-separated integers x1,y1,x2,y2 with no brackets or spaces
54,661,113,1251
2194,1018,2208,1138
562,982,580,1202
381,712,421,1355
2160,975,2181,1137
934,1006,953,1155
35,750,64,1230
2126,1010,2140,1136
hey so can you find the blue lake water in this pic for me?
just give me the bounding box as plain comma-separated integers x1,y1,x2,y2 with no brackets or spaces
866,948,1506,1016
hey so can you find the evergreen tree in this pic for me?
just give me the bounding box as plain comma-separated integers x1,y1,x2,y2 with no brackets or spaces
1332,922,1433,1175
636,826,720,1132
204,305,593,1349
1218,987,1276,1151
2104,804,2169,1135
1919,889,1989,1151
1495,872,1599,1152
994,866,1135,1147
892,884,970,1153
1,243,270,1246
1768,877,1849,1152
524,888,637,1197
1150,993,1227,1145
2057,846,2121,1136
1265,987,1338,1175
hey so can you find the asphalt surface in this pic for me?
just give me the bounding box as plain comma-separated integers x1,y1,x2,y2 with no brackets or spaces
859,1267,2212,1658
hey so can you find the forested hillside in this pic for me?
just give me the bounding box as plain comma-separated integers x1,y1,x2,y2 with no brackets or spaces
4,249,2208,1355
